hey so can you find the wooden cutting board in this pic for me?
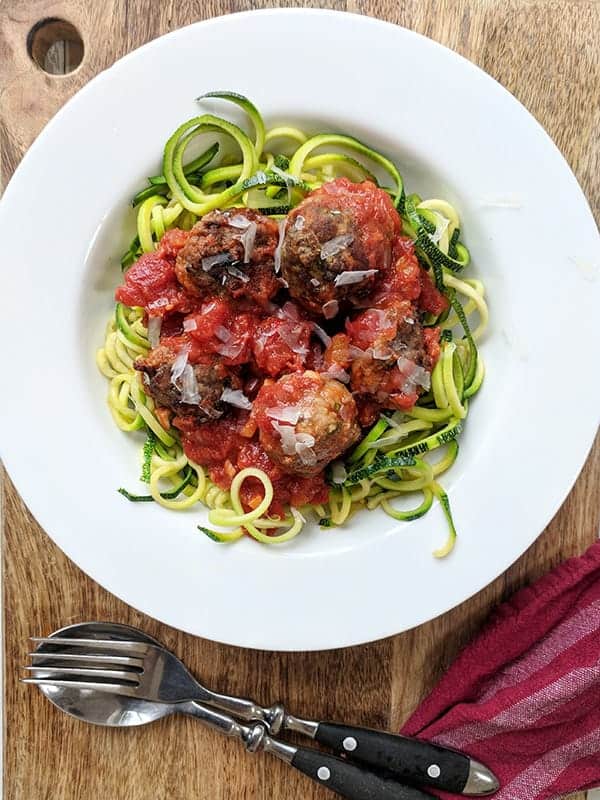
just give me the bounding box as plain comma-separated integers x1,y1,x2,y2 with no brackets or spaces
1,1,598,798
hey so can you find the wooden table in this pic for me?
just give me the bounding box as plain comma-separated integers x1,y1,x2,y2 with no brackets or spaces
2,1,599,797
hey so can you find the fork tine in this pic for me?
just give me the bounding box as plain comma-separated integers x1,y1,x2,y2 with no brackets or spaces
30,637,149,656
24,666,140,683
21,677,139,696
28,652,144,668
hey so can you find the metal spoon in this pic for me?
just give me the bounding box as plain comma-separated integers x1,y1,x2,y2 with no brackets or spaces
27,621,498,795
28,621,438,800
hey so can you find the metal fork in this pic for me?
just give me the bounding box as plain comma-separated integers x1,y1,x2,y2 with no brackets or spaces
25,637,288,728
24,633,498,795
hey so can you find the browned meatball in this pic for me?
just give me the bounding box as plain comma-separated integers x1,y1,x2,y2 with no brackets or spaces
175,208,281,305
135,344,241,421
280,179,400,318
252,371,360,476
346,304,436,410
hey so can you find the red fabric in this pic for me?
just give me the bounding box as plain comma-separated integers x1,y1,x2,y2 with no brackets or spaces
401,541,600,799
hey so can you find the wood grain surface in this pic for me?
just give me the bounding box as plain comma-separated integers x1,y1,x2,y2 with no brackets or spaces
1,1,599,798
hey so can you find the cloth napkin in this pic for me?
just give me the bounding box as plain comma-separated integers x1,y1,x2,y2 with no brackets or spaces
401,541,600,799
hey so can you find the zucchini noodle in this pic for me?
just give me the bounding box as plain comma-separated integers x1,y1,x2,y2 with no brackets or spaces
98,92,489,555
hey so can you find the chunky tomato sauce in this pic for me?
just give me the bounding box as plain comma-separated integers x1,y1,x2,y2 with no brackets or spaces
173,412,328,517
116,179,446,519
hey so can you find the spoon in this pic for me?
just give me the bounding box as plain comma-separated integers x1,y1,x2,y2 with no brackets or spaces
27,621,498,795
28,621,438,800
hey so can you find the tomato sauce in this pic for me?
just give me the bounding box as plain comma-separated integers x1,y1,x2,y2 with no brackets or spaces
253,316,312,377
116,229,192,316
115,181,450,525
115,251,191,316
419,270,449,316
173,413,250,468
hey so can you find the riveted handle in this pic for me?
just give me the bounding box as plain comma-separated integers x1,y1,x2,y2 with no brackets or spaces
315,723,471,793
291,746,437,800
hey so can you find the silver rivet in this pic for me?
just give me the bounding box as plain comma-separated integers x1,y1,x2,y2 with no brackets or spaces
317,767,331,781
343,736,358,752
427,764,441,779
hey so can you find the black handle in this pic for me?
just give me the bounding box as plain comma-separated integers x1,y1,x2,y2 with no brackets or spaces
291,746,437,800
315,723,470,794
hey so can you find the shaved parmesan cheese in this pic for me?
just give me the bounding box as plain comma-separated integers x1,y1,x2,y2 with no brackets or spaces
295,433,315,445
215,325,231,343
274,219,286,273
227,264,250,283
372,345,392,360
267,406,301,424
202,253,230,271
322,300,339,319
348,345,367,359
214,340,244,359
366,433,406,449
367,308,389,326
311,323,331,347
281,301,300,321
333,269,378,287
253,330,269,355
180,364,200,404
397,356,431,392
183,318,197,333
310,278,320,287
270,165,296,183
278,324,309,357
199,402,222,420
322,365,350,384
270,165,295,206
271,421,298,455
429,212,450,245
228,214,251,229
331,461,347,484
320,233,354,260
384,413,408,429
170,346,190,388
294,215,305,231
295,434,317,466
270,423,316,464
245,376,260,394
238,221,257,263
220,388,252,410
147,316,161,347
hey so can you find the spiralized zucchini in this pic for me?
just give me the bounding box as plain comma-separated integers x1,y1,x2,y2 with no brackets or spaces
98,93,489,556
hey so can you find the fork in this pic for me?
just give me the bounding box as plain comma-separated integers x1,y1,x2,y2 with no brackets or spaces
24,634,498,795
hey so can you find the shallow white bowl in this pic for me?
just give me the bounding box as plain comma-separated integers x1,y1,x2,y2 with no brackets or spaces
1,9,598,650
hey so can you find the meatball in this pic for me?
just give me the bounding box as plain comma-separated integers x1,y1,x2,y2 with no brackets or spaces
175,208,281,305
135,343,240,421
251,371,360,476
280,178,400,317
346,303,438,411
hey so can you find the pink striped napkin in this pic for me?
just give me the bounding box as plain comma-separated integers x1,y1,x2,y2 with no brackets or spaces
401,541,600,799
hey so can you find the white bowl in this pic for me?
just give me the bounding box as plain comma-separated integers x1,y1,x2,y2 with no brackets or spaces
0,9,598,650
